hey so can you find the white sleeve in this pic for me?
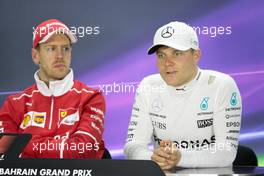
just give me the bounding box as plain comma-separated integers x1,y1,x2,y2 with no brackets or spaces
124,80,154,160
178,76,242,167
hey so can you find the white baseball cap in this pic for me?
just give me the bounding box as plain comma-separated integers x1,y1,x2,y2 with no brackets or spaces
148,21,199,55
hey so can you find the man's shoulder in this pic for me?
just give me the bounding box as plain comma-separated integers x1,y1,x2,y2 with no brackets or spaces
10,84,38,101
140,74,164,86
201,69,236,85
72,80,101,95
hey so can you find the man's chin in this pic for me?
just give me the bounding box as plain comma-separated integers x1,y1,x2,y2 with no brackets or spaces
166,82,179,87
161,76,179,87
53,69,70,79
163,80,178,87
52,73,68,80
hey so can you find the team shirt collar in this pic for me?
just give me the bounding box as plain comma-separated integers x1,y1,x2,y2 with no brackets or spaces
34,69,74,97
166,68,201,94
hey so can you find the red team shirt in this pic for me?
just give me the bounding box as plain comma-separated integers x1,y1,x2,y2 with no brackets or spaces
0,70,105,159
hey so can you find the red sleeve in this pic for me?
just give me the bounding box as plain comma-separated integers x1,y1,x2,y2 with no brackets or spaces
21,91,106,159
0,97,20,133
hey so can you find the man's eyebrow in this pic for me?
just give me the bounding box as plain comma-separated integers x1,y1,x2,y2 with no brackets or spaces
43,44,71,47
172,50,181,52
156,50,164,54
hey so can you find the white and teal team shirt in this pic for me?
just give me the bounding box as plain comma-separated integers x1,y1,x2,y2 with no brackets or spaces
124,69,242,168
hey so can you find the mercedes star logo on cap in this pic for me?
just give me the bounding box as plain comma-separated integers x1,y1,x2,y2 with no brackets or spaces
161,26,174,38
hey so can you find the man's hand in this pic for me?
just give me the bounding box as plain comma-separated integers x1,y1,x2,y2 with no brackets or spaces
151,140,181,170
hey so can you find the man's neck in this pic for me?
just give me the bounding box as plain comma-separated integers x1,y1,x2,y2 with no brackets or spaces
176,67,199,87
37,72,49,87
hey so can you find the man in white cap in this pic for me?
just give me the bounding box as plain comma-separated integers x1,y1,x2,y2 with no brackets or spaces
124,21,242,169
0,19,106,159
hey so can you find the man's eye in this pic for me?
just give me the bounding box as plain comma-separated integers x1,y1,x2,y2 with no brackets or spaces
157,53,165,59
47,47,55,52
63,46,71,51
174,51,182,56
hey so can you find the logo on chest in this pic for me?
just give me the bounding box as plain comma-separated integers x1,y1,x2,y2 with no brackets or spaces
20,111,46,129
230,92,238,106
200,97,209,110
59,108,79,126
197,118,213,128
197,97,214,116
151,99,163,113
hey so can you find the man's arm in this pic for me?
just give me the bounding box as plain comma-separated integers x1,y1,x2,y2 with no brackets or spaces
124,80,154,160
176,76,242,167
0,96,20,134
151,140,181,170
21,91,105,159
0,91,106,159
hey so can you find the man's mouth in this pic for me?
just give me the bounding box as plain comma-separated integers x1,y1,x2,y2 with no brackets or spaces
54,63,65,68
166,71,177,75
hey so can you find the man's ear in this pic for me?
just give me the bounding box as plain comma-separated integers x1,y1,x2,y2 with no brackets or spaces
32,48,40,65
193,49,201,63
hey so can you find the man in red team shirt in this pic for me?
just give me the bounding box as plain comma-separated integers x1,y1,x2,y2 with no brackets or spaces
0,19,106,159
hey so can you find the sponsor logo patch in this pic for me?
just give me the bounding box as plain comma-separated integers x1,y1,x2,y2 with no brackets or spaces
151,99,163,112
152,121,166,130
197,118,213,128
32,112,46,128
200,97,209,110
154,135,216,149
33,114,45,124
59,108,79,126
60,110,68,118
226,121,240,128
22,115,31,128
20,111,46,129
149,112,166,119
230,92,238,106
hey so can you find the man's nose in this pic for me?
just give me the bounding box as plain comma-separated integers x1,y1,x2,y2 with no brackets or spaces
56,48,64,59
164,56,174,66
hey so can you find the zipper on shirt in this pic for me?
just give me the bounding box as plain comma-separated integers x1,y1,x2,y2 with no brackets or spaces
49,96,54,130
